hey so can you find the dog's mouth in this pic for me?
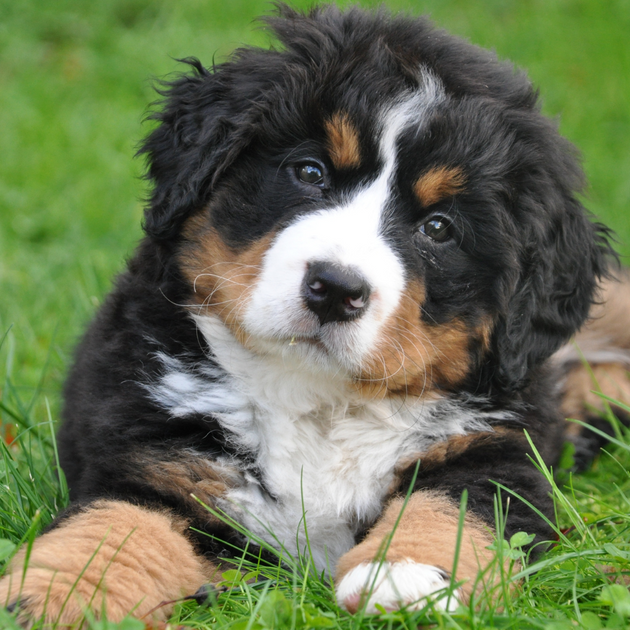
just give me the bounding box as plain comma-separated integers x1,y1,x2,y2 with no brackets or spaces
275,323,369,373
248,324,348,362
282,329,341,356
286,334,323,348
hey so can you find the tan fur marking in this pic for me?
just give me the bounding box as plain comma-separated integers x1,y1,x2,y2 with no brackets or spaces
0,501,215,627
414,166,466,207
581,270,630,352
561,363,630,423
560,270,630,423
139,452,243,520
335,491,496,604
179,217,273,346
324,112,361,169
357,280,491,398
389,429,519,494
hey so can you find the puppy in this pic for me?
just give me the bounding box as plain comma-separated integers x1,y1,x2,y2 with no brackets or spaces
2,4,629,625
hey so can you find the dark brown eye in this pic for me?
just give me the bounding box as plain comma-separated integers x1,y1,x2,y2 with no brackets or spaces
297,163,325,186
420,217,452,242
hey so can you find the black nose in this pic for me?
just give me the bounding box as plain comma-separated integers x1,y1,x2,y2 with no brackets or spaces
303,262,371,325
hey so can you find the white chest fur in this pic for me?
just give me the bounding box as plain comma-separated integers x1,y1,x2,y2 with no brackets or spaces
146,316,498,572
220,395,435,572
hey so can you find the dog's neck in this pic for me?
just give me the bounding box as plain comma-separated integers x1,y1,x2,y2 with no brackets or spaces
141,314,510,570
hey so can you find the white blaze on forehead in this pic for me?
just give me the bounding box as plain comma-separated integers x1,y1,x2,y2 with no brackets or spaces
378,70,446,182
241,69,446,364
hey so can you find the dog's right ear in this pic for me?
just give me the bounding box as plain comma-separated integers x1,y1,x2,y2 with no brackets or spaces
139,58,253,241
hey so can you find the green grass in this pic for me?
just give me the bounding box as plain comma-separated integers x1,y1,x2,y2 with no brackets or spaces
1,0,630,628
4,382,630,629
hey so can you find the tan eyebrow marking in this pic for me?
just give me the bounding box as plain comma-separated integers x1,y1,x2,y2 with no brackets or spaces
414,166,466,207
324,111,361,169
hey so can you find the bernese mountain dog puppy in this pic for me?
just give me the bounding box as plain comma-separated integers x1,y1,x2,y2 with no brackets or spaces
2,3,630,625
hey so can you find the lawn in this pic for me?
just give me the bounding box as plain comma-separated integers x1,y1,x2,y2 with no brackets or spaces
1,0,630,628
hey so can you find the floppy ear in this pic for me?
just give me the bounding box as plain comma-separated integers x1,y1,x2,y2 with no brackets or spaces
139,58,255,240
488,127,614,393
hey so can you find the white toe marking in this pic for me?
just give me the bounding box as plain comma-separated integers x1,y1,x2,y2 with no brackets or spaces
336,560,461,614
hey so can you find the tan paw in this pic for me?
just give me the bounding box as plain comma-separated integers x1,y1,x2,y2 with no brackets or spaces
0,501,214,627
335,491,496,614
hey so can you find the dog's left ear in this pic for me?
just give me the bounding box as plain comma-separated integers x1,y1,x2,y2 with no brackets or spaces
488,128,614,393
139,58,255,241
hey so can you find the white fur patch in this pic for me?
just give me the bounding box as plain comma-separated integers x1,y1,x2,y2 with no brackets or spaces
336,560,460,613
144,352,249,419
144,316,512,573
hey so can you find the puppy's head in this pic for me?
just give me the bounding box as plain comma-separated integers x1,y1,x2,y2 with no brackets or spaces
140,5,612,397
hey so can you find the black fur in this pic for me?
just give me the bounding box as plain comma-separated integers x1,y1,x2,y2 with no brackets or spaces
58,4,612,567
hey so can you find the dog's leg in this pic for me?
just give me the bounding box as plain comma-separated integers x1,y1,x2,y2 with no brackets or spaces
335,429,553,613
0,500,215,627
555,271,630,464
335,490,494,613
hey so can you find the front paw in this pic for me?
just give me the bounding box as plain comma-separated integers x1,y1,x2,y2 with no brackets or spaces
336,560,459,614
0,500,213,627
1,570,89,629
334,491,497,614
